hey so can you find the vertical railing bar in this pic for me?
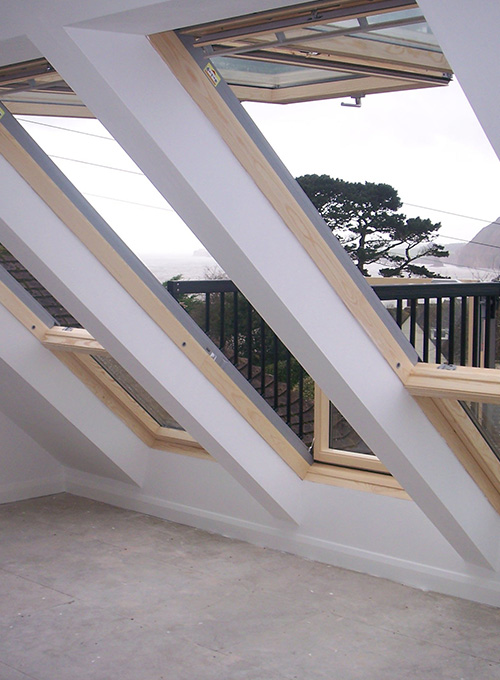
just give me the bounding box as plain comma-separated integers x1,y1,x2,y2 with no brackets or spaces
489,295,498,368
233,291,239,366
169,279,500,447
409,298,417,350
423,298,430,363
396,299,403,328
435,297,442,363
219,291,225,350
205,292,210,334
492,295,498,369
448,297,455,365
472,297,481,367
460,296,467,366
286,350,292,425
484,296,492,368
247,299,253,381
298,365,304,440
273,334,279,410
168,280,500,447
260,318,266,396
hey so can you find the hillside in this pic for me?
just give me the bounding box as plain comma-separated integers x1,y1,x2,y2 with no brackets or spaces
453,218,500,270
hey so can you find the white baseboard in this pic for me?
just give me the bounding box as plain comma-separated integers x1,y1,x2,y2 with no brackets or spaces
65,469,500,607
0,474,65,504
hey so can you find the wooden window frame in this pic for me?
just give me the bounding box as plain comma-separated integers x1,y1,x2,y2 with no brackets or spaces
0,107,310,479
312,384,409,498
0,277,211,459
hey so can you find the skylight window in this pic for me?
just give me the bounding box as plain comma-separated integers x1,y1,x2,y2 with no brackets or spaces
179,0,452,104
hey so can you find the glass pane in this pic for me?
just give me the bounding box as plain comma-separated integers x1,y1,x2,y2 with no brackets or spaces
357,26,440,52
289,9,439,50
212,55,357,89
367,8,423,23
461,402,500,461
92,355,183,430
329,402,373,454
0,243,81,328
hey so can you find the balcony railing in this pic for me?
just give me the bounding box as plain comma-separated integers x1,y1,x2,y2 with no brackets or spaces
167,279,314,445
168,279,500,446
373,281,499,368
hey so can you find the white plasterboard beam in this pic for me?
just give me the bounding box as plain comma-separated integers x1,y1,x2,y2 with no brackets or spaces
0,0,309,47
0,303,148,485
0,158,304,524
21,22,500,568
0,35,42,67
73,0,309,35
417,0,500,162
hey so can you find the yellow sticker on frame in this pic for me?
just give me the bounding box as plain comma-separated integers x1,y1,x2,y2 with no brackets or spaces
0,106,5,120
203,63,221,88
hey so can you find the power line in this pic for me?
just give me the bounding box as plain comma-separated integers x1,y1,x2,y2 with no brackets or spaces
51,154,144,176
403,202,500,228
23,118,500,234
22,119,500,250
85,191,500,252
85,192,174,212
49,157,500,252
22,118,500,229
438,233,500,251
18,117,114,141
19,117,500,232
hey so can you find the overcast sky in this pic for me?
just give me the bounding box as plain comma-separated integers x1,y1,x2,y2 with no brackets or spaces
19,77,500,258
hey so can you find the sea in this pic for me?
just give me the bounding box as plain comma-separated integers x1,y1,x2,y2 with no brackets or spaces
141,252,497,285
141,253,224,284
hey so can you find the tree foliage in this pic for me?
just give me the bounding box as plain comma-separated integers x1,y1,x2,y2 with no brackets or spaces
297,174,448,277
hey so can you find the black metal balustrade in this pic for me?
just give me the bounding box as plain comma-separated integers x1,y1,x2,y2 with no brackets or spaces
167,279,314,445
168,278,500,447
3,237,500,451
373,281,500,368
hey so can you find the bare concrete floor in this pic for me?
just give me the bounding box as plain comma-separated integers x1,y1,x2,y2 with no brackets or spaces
1,494,500,680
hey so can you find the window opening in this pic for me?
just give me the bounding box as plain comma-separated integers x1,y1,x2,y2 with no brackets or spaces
0,105,311,470
0,242,184,433
461,401,500,463
181,1,452,103
329,401,372,454
167,278,315,446
91,354,182,430
0,243,80,328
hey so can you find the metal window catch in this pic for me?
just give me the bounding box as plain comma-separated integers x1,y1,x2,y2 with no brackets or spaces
341,95,364,108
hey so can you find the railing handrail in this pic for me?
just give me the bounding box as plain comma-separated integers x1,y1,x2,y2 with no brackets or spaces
167,279,238,296
166,277,500,441
168,279,500,301
166,277,314,444
373,281,500,300
167,277,500,371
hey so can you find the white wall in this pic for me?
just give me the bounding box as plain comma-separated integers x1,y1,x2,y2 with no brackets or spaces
0,407,64,503
2,400,500,608
66,451,500,607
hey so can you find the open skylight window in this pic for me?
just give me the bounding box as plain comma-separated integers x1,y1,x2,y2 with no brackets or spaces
0,58,90,117
0,104,312,473
0,2,451,115
0,243,187,437
179,0,452,103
